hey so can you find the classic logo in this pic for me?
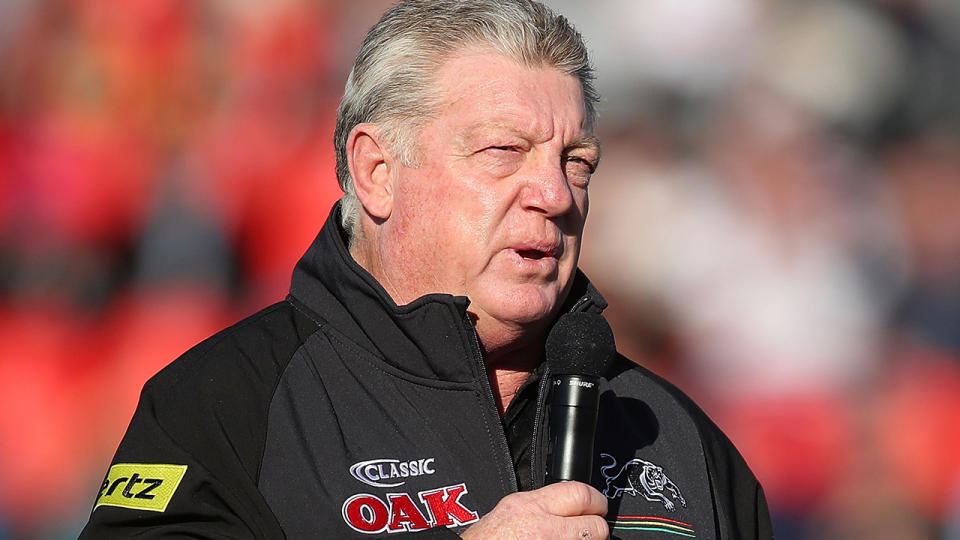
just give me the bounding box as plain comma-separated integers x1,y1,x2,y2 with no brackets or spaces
349,458,436,488
95,463,188,513
599,453,686,511
341,483,479,534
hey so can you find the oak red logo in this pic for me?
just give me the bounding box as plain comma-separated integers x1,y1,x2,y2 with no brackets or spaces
341,483,479,534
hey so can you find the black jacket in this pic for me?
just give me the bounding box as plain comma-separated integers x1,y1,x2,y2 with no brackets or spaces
81,205,772,539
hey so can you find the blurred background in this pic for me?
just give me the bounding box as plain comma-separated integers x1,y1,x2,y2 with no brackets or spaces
0,0,958,538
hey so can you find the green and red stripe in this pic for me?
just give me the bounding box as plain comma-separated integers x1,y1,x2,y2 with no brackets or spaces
608,515,696,537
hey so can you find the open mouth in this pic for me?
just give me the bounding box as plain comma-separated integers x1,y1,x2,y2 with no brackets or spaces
516,249,552,260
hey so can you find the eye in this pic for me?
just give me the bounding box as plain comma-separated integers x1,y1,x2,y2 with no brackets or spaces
478,146,522,162
563,154,597,187
564,156,596,173
474,145,523,176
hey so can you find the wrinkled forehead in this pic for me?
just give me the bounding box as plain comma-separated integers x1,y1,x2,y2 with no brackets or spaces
431,48,592,136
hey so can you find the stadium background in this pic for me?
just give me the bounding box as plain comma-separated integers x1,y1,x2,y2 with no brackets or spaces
0,0,958,538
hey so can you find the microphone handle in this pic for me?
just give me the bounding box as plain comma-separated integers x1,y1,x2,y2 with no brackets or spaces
547,374,601,484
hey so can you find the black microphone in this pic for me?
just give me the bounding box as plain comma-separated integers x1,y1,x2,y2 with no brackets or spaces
545,312,616,484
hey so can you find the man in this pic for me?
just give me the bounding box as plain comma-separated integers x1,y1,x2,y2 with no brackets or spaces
81,1,772,538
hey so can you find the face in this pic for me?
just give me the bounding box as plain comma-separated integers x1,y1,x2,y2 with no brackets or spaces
368,50,598,353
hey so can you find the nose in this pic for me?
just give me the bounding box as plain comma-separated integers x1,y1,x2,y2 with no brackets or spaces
520,158,574,217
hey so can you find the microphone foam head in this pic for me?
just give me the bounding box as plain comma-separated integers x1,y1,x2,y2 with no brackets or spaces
545,312,616,377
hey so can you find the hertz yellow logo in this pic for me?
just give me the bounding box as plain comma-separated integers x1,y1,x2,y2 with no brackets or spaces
95,463,187,512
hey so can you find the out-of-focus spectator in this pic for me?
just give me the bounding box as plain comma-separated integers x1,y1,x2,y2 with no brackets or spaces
885,133,960,356
758,0,907,136
0,0,342,536
548,0,761,121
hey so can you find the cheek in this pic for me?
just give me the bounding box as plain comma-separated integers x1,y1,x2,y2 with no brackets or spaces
566,191,589,238
395,181,482,261
447,174,506,237
393,167,447,230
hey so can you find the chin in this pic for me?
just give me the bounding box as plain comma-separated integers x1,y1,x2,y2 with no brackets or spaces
480,286,563,327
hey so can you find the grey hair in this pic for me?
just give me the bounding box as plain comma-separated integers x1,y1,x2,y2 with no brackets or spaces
333,0,598,239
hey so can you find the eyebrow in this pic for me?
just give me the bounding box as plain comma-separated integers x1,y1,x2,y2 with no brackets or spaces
461,124,600,149
566,135,602,160
455,124,505,148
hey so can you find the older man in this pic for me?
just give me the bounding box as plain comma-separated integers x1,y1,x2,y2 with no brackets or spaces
81,1,771,538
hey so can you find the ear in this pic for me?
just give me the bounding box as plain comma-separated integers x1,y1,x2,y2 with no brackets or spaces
346,123,394,220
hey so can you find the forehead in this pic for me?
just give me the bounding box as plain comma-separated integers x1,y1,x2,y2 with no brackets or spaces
430,49,590,142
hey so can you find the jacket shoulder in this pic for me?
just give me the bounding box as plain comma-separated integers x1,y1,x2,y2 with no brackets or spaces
607,355,725,441
606,354,754,474
145,299,319,399
81,300,321,538
133,299,321,479
606,355,774,539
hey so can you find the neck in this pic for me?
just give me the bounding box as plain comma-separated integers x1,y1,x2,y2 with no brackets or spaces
487,367,533,416
479,336,545,416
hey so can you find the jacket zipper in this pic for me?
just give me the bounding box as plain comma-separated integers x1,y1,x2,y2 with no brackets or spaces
459,293,596,494
462,312,519,494
530,364,552,489
568,294,592,314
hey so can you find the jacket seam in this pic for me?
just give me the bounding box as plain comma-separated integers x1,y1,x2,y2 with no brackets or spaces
252,305,324,488
453,307,516,496
157,302,289,389
254,339,312,489
286,296,325,327
321,328,478,391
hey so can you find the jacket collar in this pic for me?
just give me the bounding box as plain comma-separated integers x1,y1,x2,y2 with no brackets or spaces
289,202,607,382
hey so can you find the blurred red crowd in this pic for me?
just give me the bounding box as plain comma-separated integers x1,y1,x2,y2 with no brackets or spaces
0,0,354,534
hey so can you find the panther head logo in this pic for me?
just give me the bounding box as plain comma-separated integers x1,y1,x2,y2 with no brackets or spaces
599,453,687,511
